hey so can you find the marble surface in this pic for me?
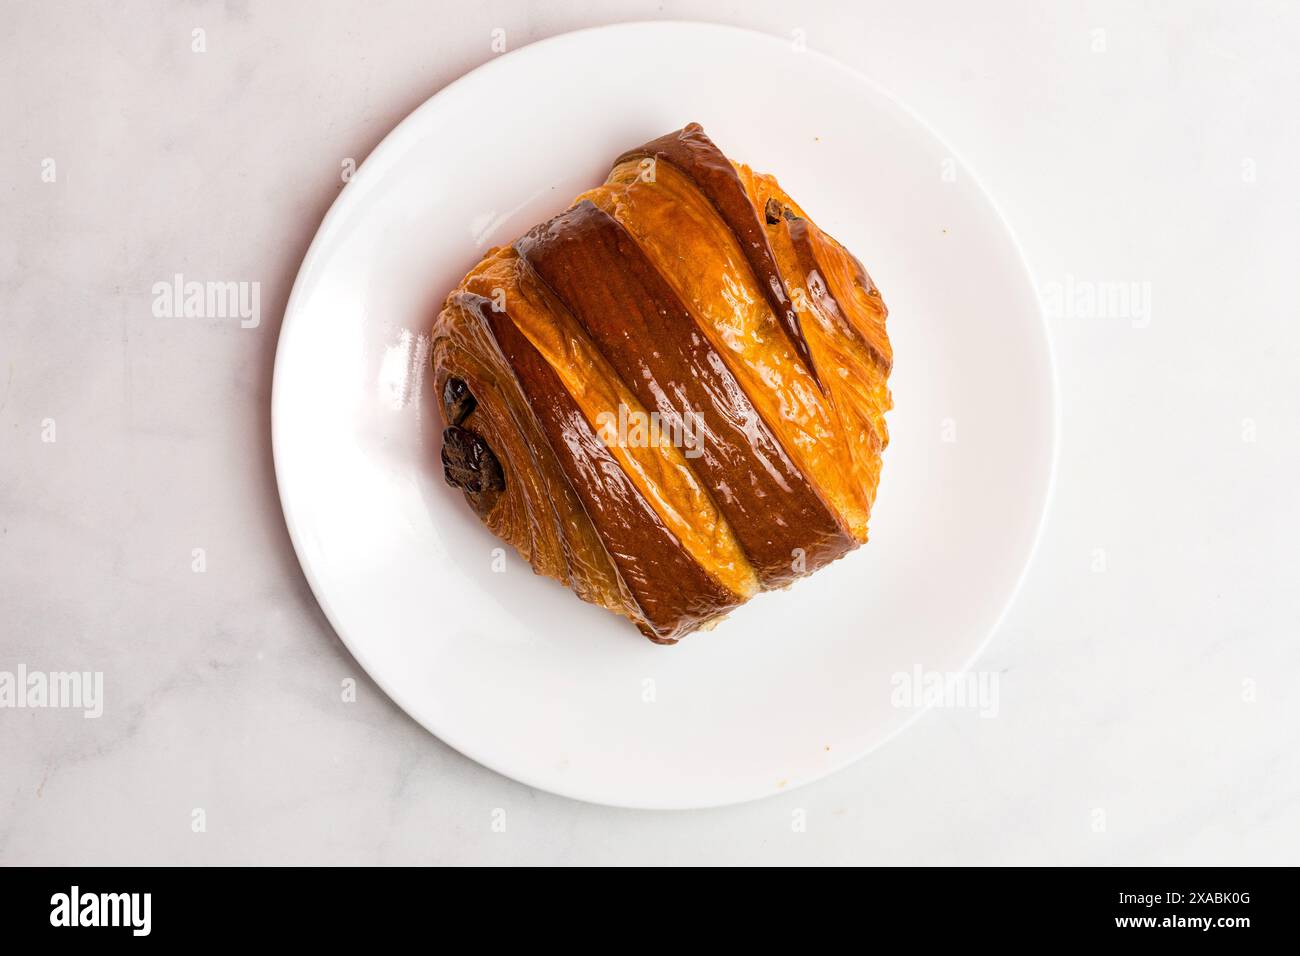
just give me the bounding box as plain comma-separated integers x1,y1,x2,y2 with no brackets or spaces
2,0,1297,865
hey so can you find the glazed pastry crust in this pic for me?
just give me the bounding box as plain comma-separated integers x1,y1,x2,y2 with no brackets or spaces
432,124,892,642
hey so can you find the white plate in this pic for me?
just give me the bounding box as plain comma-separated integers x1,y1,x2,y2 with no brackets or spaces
272,21,1056,809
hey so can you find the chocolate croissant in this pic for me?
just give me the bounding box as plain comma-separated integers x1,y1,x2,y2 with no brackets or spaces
432,124,892,643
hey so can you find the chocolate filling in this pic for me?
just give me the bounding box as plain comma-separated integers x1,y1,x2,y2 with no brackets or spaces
442,376,477,425
442,424,505,496
763,197,800,224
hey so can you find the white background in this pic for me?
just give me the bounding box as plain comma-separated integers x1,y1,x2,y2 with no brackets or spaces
2,0,1297,864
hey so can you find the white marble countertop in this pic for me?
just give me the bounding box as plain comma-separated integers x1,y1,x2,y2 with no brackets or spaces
2,0,1297,865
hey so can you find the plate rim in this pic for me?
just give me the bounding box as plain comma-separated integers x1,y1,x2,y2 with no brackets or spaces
270,19,1061,810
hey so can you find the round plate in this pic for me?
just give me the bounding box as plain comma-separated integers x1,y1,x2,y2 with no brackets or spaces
272,21,1056,809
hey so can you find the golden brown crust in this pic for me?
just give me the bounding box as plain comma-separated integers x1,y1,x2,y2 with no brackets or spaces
431,125,893,641
516,200,853,587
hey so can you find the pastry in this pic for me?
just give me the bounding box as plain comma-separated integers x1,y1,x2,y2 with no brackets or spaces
432,123,892,643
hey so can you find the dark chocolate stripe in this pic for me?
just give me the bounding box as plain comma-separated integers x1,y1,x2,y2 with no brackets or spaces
516,201,852,587
786,217,892,373
616,123,821,387
462,293,741,642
